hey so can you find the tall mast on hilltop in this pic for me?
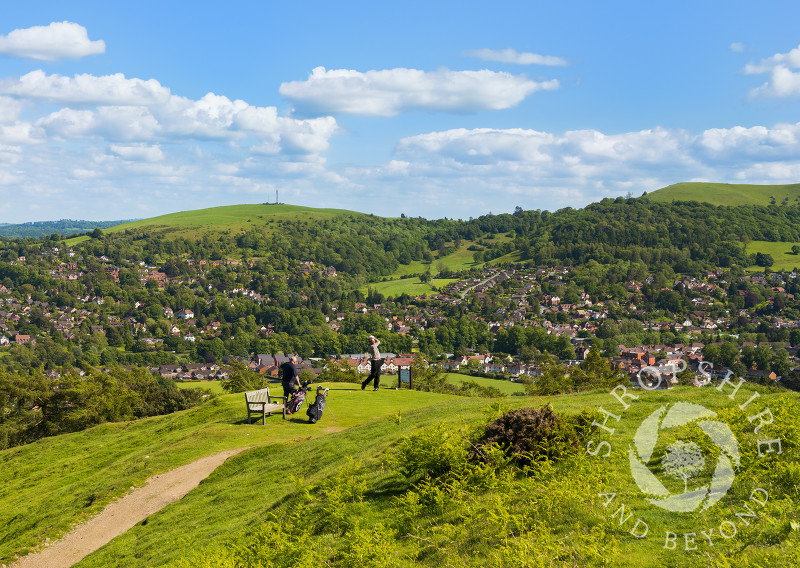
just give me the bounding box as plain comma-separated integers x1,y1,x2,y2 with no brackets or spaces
276,189,279,204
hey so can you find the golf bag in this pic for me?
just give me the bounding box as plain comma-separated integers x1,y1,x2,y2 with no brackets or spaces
306,386,329,424
285,379,313,415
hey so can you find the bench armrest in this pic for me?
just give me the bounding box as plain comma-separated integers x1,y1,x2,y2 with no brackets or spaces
268,395,286,404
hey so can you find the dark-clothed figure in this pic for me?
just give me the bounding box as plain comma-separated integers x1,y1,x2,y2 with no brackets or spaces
361,335,383,391
281,360,300,398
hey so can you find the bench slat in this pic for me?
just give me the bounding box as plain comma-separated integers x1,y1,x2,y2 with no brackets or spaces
245,387,286,423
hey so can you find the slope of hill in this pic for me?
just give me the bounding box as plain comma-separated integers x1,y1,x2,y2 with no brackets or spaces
648,182,800,206
5,384,799,568
106,203,370,237
0,384,466,566
0,219,132,239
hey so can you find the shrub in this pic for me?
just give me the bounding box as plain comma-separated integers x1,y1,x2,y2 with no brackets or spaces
220,361,269,393
317,359,360,383
475,404,590,466
390,423,469,480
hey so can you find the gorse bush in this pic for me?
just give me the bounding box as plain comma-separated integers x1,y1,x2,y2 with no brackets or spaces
475,404,595,466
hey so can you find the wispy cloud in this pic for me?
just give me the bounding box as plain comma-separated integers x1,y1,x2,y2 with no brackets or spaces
279,67,558,116
463,48,569,67
0,21,105,61
110,143,165,162
743,43,800,74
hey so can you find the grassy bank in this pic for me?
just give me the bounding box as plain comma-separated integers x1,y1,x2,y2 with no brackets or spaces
4,383,799,567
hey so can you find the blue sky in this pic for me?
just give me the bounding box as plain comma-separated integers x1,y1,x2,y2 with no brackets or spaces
2,1,800,222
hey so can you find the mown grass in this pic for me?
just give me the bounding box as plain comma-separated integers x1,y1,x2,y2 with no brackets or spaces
6,383,799,567
362,277,457,298
648,182,800,207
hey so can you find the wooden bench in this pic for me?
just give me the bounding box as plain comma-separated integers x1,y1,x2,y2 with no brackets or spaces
245,387,286,424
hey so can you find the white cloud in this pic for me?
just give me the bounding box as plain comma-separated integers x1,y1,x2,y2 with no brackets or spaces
0,122,44,145
0,21,105,61
110,143,165,162
2,71,339,153
742,44,800,98
0,96,23,123
0,68,344,220
698,123,800,158
0,144,22,165
398,128,556,164
748,66,800,98
463,48,569,66
743,43,800,74
730,42,745,53
397,126,692,168
0,71,173,106
735,161,800,182
279,66,558,116
375,121,800,216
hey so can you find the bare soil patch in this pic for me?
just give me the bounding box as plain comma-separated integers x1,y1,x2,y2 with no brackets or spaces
10,448,247,568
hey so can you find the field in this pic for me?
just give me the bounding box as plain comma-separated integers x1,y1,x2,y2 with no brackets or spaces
648,182,800,207
746,240,800,272
3,382,799,567
362,277,458,298
363,239,484,297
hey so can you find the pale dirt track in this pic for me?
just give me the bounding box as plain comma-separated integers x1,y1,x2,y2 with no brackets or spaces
10,448,247,568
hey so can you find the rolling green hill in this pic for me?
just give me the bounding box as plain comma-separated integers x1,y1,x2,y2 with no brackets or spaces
4,384,799,567
648,182,800,206
106,203,369,237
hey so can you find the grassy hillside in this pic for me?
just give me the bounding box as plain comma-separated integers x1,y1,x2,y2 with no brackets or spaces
4,383,799,567
746,240,800,272
0,383,457,565
105,203,368,236
649,182,800,206
363,239,487,297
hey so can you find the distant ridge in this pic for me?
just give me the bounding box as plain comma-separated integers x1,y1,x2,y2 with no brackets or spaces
0,219,134,239
106,203,369,236
647,182,800,206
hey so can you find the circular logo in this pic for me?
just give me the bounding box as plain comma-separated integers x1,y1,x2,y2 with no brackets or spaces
628,402,740,513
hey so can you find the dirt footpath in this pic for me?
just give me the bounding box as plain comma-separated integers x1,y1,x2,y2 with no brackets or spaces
11,448,247,568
